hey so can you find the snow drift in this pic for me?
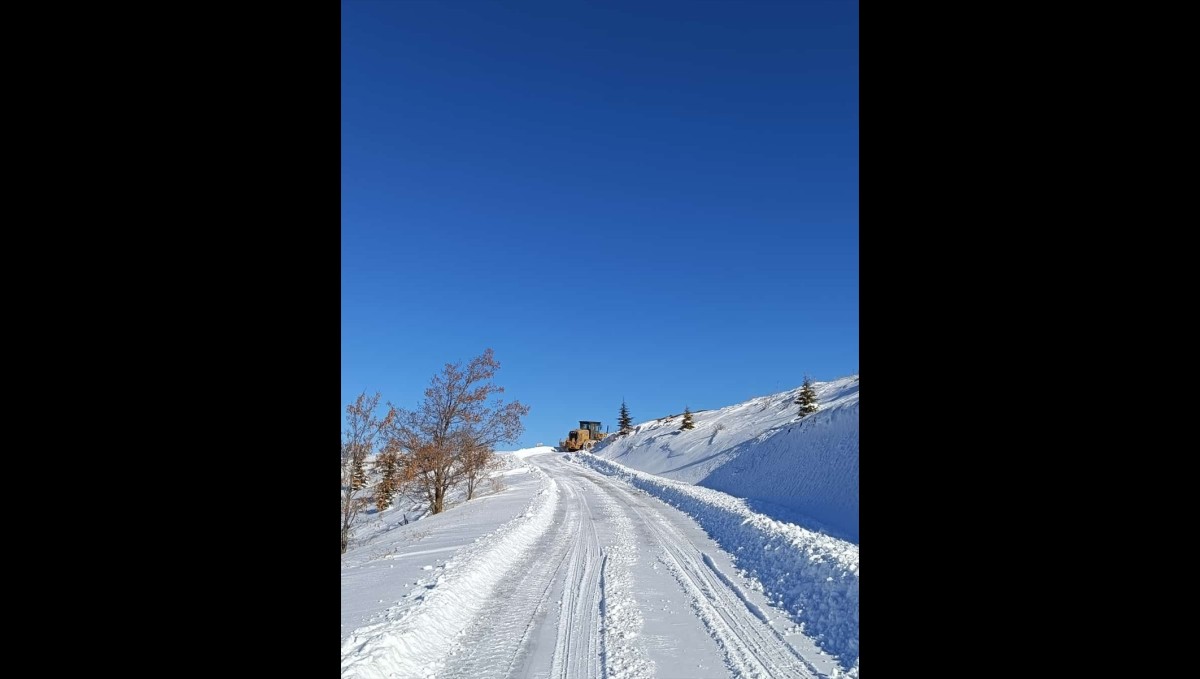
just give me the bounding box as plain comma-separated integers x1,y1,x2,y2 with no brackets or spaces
593,375,859,542
576,453,859,671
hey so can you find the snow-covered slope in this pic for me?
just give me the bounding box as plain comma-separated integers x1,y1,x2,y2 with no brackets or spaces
341,454,550,646
342,445,860,677
593,376,859,542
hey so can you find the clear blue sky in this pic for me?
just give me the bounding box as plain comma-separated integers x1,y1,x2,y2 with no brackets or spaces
342,0,858,448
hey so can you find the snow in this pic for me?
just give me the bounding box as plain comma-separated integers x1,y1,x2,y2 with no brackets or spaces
340,377,860,678
342,458,559,678
505,445,557,460
592,375,859,542
574,452,859,670
340,454,549,645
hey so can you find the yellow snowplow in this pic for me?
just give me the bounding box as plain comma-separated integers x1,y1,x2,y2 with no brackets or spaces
559,421,607,452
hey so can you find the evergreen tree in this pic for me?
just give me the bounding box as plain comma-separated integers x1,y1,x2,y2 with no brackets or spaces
680,406,695,430
374,448,399,513
342,392,397,553
375,479,391,514
797,375,819,415
351,451,368,490
618,400,633,434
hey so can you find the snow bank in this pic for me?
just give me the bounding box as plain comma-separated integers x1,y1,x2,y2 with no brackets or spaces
593,376,859,542
340,465,560,678
577,453,860,672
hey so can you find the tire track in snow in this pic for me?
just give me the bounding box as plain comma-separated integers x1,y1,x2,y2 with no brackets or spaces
587,478,654,679
438,478,577,678
347,453,821,678
579,451,859,670
576,453,859,671
550,477,603,679
438,473,609,679
340,467,559,679
577,470,819,679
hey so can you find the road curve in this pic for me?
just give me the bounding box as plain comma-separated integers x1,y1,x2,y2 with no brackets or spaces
440,452,820,678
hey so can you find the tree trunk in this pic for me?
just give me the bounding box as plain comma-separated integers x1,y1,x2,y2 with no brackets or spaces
433,485,445,514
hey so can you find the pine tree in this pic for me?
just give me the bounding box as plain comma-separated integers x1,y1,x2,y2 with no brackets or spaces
375,479,391,514
342,392,397,553
680,406,695,430
351,449,368,490
797,375,819,416
374,448,399,513
618,400,633,434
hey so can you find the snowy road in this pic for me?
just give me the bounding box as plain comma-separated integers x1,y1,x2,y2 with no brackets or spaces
343,450,844,678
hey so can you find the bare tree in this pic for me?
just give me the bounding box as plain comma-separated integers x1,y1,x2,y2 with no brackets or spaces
390,349,529,514
401,440,457,514
341,391,396,554
462,439,504,500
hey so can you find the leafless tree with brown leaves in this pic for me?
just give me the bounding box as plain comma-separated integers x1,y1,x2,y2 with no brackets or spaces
389,349,529,514
341,391,396,554
462,438,504,501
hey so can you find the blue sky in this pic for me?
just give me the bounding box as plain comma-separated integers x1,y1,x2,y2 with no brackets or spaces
342,0,858,448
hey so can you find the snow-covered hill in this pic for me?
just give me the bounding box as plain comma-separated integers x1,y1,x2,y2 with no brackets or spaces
593,375,859,542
